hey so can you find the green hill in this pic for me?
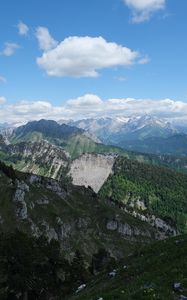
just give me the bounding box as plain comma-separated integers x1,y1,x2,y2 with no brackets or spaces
99,157,187,233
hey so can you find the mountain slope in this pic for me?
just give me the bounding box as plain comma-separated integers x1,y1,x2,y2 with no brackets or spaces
0,139,70,179
122,134,187,156
69,234,187,300
9,119,124,159
0,161,160,261
99,156,187,233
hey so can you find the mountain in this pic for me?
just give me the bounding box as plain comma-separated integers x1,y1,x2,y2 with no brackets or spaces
11,119,84,143
0,161,160,258
0,138,70,179
69,115,187,157
1,119,187,193
0,122,9,128
1,162,187,299
9,119,124,159
70,115,177,145
121,133,187,156
2,130,187,195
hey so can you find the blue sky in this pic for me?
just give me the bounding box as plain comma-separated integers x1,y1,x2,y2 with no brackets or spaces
0,0,187,123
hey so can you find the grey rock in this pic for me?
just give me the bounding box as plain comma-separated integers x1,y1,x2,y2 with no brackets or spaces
173,282,182,290
13,180,29,219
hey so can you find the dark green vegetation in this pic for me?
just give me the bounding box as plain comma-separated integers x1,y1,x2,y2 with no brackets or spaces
70,234,187,300
99,157,187,233
0,231,72,299
1,229,187,299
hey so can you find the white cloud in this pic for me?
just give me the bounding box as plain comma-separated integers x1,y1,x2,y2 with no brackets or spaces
67,94,103,107
0,96,6,104
1,43,20,56
0,76,7,83
17,21,29,36
36,27,58,51
124,0,165,22
0,100,71,124
37,36,141,77
1,95,187,125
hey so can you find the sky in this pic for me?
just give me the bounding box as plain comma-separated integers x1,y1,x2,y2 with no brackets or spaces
0,0,187,124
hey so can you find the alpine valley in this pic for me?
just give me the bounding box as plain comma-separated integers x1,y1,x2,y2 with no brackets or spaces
0,118,187,299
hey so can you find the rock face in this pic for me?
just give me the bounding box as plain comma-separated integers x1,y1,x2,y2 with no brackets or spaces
69,154,115,193
13,180,29,219
1,140,69,180
126,207,177,236
106,219,152,239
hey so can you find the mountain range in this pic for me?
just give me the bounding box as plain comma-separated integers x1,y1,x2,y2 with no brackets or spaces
0,118,187,298
68,115,187,156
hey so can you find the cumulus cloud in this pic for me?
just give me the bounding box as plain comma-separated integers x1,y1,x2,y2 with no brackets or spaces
0,100,72,124
67,94,103,107
1,95,187,125
37,36,141,77
36,27,58,51
0,76,7,83
124,0,165,22
17,21,29,36
1,42,20,56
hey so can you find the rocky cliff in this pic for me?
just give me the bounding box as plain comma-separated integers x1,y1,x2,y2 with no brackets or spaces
69,153,115,192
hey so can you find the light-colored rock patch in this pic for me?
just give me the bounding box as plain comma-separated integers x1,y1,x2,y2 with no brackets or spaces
69,154,115,193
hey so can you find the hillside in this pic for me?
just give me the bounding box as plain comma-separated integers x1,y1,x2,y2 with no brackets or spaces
1,119,187,189
121,134,187,156
0,139,70,179
8,119,124,159
0,161,160,261
69,234,187,300
99,157,187,233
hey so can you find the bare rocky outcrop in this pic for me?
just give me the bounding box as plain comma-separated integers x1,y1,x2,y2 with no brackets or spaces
130,209,177,236
69,153,115,192
106,219,152,238
13,180,29,220
2,140,69,180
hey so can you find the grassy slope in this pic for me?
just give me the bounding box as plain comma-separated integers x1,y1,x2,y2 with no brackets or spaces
10,130,124,158
69,234,187,300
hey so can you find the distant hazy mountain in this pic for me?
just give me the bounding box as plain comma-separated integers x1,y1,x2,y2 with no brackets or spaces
0,122,10,128
70,115,177,144
68,115,187,156
122,133,187,156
